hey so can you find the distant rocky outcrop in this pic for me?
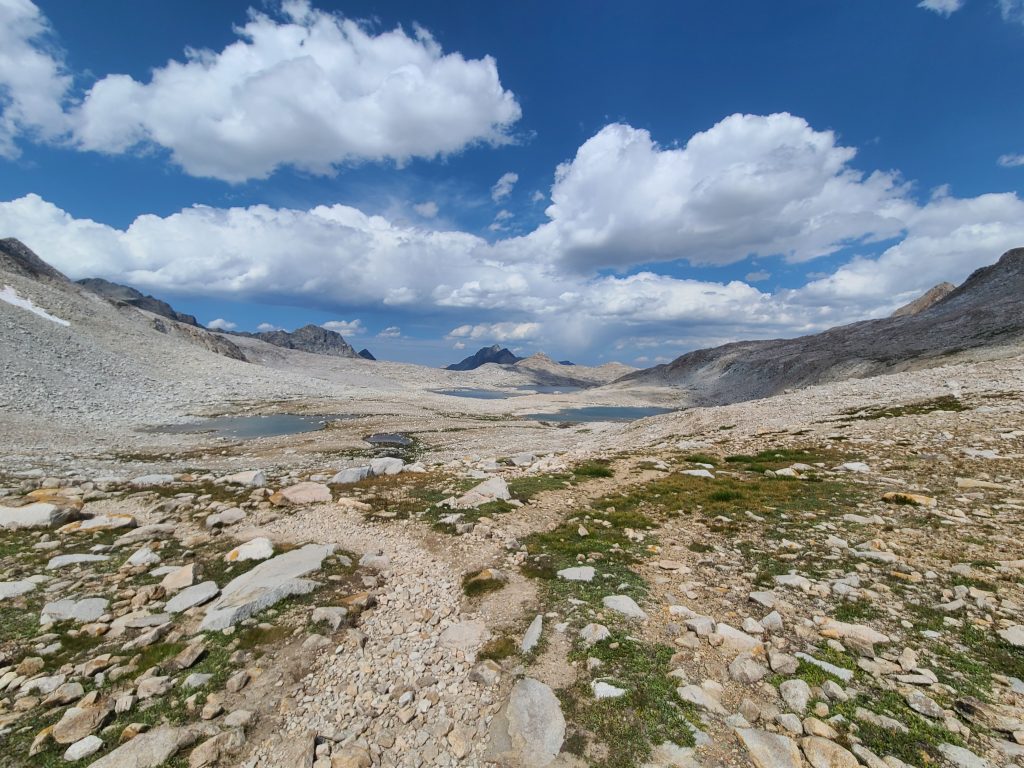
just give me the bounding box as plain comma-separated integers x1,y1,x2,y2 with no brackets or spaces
76,278,200,327
446,344,522,371
558,360,576,366
0,238,67,282
358,348,376,361
619,248,1024,405
890,282,955,317
231,324,359,358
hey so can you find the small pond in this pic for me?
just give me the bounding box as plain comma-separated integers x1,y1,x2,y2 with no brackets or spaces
156,413,354,439
523,405,675,423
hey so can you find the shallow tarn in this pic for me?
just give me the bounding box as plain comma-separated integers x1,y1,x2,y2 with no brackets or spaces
153,413,355,439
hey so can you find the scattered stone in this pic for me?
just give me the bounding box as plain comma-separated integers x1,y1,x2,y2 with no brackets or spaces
486,678,565,768
557,566,595,582
602,594,647,620
166,581,219,613
224,536,274,562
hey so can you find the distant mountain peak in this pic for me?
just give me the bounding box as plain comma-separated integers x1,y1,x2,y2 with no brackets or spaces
890,282,956,318
445,345,522,371
231,324,359,358
0,238,68,282
358,348,376,360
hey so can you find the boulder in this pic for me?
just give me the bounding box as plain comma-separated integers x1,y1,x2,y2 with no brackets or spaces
160,564,196,593
0,502,82,530
271,482,331,505
200,544,331,630
330,467,370,484
521,615,543,653
0,580,37,600
800,737,859,768
166,582,219,613
602,594,647,620
204,508,245,528
63,735,104,761
52,702,112,744
486,678,565,767
448,476,511,509
735,728,802,768
220,470,265,487
40,597,109,624
369,458,405,476
58,514,136,533
224,537,274,562
46,554,109,570
557,566,595,582
87,725,195,768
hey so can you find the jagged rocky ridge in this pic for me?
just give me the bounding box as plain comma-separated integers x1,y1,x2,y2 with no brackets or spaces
76,278,200,327
620,248,1024,404
229,325,359,359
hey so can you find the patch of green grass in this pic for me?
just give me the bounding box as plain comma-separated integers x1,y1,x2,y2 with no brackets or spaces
574,460,614,479
837,395,967,421
708,489,744,502
833,599,883,623
688,542,713,553
560,635,697,768
682,453,717,465
507,473,571,502
834,691,963,766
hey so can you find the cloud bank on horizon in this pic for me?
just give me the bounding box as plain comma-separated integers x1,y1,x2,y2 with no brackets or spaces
1,0,1023,364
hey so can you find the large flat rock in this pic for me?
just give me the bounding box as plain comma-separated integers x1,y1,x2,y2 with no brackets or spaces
486,678,565,767
200,544,331,630
0,502,81,530
40,597,109,624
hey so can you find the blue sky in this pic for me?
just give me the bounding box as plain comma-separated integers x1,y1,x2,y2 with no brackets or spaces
1,0,1023,365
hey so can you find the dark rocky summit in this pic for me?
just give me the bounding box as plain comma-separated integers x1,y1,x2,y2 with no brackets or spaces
358,348,376,361
445,344,522,371
620,248,1024,405
232,324,359,358
0,238,68,282
76,277,200,327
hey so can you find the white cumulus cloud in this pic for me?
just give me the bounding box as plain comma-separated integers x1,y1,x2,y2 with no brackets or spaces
0,0,72,157
526,114,913,272
448,322,542,342
6,1,520,181
917,0,965,16
491,171,518,202
413,201,439,218
998,153,1024,168
256,322,281,332
377,326,401,337
207,318,237,331
322,319,365,335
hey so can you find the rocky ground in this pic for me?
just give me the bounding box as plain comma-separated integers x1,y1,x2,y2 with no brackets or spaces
1,346,1023,767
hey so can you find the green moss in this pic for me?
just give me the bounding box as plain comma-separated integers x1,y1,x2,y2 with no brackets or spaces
462,570,507,597
837,395,967,421
574,460,614,479
560,635,697,767
507,473,571,501
478,635,517,661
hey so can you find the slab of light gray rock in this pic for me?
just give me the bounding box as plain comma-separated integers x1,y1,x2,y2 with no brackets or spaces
204,507,245,528
602,594,647,620
677,685,727,715
59,514,136,533
275,482,331,504
779,679,811,714
224,536,274,562
86,725,191,768
557,566,595,582
200,544,331,630
937,744,993,768
735,728,802,768
40,597,108,624
440,620,489,653
63,734,103,761
115,524,176,546
330,466,370,484
183,673,212,689
998,625,1024,647
449,476,511,509
131,474,175,487
369,457,405,476
0,580,36,600
166,581,219,613
795,652,854,682
221,470,265,487
521,615,543,653
0,502,80,530
486,678,565,768
580,623,610,646
46,553,109,570
680,469,714,479
126,546,160,567
160,564,195,593
800,736,859,768
592,681,626,699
